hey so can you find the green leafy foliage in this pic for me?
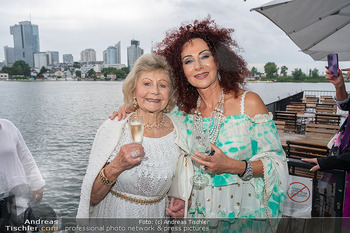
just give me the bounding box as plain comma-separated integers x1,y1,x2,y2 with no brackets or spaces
264,62,279,80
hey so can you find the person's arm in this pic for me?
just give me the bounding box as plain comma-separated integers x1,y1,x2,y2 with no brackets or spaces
301,158,320,172
326,67,350,110
326,67,348,101
317,151,350,171
90,143,145,206
245,92,289,217
335,83,348,102
239,92,269,177
15,126,45,202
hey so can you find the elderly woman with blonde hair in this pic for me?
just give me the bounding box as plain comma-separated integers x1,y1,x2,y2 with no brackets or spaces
77,53,188,218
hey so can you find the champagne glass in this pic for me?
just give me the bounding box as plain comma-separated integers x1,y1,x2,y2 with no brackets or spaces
128,114,147,160
190,129,210,187
128,114,144,143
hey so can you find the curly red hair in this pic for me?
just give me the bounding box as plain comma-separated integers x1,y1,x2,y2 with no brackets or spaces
156,17,247,114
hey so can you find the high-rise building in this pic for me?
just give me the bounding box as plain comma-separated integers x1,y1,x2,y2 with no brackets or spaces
105,42,121,64
48,51,59,65
106,46,117,64
80,48,96,63
115,41,121,64
34,51,59,68
127,40,143,69
10,21,40,67
34,52,50,68
103,50,107,63
63,54,74,64
4,46,15,66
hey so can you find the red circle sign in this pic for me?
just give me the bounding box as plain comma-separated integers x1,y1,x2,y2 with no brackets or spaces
287,181,311,203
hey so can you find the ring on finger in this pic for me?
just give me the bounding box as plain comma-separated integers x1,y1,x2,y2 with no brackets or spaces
131,151,138,158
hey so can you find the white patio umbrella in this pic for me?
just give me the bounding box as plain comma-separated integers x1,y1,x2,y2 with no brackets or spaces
251,0,350,61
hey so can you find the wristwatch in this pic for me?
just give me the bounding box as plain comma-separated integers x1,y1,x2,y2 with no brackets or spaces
238,160,253,181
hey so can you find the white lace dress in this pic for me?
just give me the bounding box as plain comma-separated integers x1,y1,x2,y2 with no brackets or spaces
90,124,180,218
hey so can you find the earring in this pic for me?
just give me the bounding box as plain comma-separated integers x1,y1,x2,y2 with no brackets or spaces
164,104,170,113
133,96,138,109
217,71,222,81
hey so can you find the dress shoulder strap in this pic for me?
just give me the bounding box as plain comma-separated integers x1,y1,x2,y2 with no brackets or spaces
240,90,249,115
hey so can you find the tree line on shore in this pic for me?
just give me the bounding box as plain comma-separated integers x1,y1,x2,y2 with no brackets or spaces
1,60,130,80
1,60,337,82
250,62,333,82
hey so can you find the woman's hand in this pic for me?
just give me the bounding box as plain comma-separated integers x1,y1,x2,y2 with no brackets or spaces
325,66,349,101
166,198,185,218
325,66,345,88
301,158,320,172
109,104,133,121
32,187,44,202
105,143,145,179
191,144,245,175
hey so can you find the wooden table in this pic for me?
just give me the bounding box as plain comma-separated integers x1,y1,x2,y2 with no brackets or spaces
297,113,315,119
278,132,332,148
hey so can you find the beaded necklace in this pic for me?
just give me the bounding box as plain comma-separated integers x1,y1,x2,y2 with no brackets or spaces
193,88,225,143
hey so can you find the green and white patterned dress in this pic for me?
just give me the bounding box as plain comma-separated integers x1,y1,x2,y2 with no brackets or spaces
172,91,289,222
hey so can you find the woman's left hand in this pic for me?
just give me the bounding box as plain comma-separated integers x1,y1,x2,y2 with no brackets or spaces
301,158,320,172
191,144,241,174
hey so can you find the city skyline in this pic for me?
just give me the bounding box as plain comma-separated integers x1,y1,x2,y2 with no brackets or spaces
1,0,350,74
3,20,147,67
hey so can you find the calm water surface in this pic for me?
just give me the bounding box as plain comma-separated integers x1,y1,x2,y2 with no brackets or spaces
0,81,344,217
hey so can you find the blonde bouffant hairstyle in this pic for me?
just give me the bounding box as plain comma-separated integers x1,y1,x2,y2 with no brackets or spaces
122,53,177,113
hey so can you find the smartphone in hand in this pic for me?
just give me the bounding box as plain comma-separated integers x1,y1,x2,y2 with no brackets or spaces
327,53,339,77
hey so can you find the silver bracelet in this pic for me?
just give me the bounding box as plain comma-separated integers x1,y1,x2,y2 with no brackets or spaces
238,160,253,181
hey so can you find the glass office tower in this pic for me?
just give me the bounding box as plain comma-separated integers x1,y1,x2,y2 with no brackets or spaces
10,21,40,67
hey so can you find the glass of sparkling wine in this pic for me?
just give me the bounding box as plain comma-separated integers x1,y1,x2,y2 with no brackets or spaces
128,115,144,144
190,129,210,187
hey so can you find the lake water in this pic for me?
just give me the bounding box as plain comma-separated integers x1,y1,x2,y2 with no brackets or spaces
0,80,344,218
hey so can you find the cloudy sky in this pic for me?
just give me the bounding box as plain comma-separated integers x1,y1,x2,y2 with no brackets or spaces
1,0,348,74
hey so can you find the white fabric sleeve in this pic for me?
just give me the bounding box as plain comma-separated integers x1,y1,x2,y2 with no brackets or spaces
15,127,45,191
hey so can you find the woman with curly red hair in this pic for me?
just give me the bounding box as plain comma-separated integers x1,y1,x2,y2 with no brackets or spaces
112,18,289,227
159,17,289,221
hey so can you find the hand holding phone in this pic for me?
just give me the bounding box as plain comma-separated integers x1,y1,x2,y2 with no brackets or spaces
327,53,339,77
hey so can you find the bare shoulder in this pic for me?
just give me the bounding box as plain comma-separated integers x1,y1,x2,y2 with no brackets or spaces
224,90,268,117
244,91,268,117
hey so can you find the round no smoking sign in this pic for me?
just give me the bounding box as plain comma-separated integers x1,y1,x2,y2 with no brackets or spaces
287,181,311,203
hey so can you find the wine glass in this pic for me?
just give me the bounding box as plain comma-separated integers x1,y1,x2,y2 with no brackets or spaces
128,114,144,144
128,114,147,160
190,129,211,187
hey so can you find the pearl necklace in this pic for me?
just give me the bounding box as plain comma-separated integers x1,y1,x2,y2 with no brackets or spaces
136,110,166,129
193,88,225,143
